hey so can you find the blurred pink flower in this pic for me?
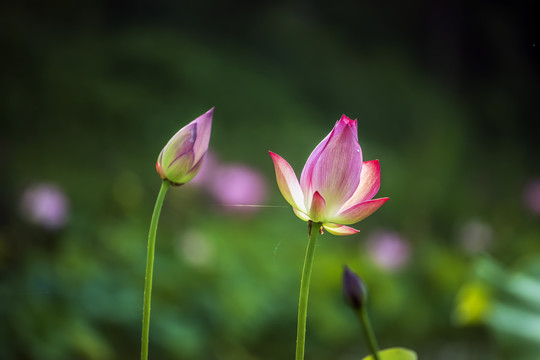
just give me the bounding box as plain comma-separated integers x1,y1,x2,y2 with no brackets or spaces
523,179,540,215
366,230,410,271
269,115,388,235
209,164,268,213
20,183,69,230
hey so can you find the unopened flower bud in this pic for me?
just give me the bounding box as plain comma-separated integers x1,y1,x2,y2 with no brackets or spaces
156,108,213,185
343,265,367,311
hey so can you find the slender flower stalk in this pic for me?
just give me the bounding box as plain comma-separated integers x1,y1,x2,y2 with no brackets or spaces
141,109,213,360
296,221,321,360
269,115,388,359
343,266,380,360
358,306,381,360
141,180,170,360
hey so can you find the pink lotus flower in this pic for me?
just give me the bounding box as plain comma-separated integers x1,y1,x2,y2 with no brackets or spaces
269,115,388,235
156,108,213,185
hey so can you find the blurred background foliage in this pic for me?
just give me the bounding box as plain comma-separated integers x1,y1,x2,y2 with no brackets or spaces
1,0,539,359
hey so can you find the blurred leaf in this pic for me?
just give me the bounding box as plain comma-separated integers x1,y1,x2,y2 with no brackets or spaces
452,281,492,325
361,347,418,360
459,255,540,359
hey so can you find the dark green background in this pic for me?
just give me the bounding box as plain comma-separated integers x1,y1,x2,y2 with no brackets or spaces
1,1,539,359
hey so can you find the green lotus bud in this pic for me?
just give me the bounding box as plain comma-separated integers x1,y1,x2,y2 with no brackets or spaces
156,108,213,185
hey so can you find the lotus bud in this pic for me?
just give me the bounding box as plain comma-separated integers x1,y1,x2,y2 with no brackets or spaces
343,265,367,311
156,108,213,185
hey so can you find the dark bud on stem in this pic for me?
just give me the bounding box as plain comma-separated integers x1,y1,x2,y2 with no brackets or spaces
343,265,367,311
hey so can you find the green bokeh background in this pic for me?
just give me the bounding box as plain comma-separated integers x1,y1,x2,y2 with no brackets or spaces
1,1,539,359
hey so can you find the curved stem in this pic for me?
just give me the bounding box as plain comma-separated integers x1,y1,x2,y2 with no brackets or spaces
295,221,321,360
358,307,380,360
141,180,171,360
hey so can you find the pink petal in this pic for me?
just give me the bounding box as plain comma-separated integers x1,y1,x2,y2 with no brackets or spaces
182,153,206,183
192,107,213,164
161,122,197,168
331,198,389,225
166,150,195,182
293,207,311,221
340,160,381,211
269,151,306,212
308,121,362,213
300,118,354,194
300,132,331,195
309,191,326,222
323,223,360,236
339,114,358,141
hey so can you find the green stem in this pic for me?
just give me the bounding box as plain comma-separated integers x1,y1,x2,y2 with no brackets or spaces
357,306,380,360
295,221,321,360
141,180,170,360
